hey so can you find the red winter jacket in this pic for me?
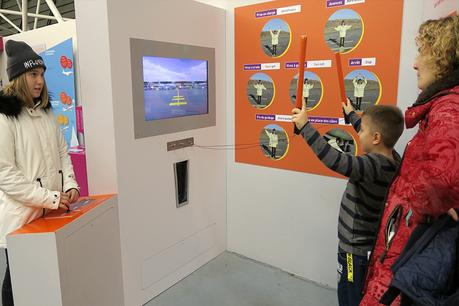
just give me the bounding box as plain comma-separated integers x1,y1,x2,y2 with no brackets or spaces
360,82,459,306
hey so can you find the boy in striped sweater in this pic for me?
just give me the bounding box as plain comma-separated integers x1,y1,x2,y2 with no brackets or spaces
292,100,404,306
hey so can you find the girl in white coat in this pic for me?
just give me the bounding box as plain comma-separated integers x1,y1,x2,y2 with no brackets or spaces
352,76,367,110
269,29,281,55
265,128,279,158
0,40,79,306
334,20,352,48
302,78,314,107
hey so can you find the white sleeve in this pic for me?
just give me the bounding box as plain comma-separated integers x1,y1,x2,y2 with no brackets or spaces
0,115,60,209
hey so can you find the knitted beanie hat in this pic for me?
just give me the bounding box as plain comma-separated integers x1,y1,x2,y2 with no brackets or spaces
5,39,46,81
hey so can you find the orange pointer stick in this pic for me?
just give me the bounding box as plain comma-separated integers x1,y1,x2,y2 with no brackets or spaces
294,35,307,134
335,52,347,104
295,35,308,109
335,52,350,124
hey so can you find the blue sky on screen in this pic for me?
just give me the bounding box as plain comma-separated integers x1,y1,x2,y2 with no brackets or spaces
262,18,290,32
329,9,361,21
250,72,273,82
143,57,208,82
345,69,378,81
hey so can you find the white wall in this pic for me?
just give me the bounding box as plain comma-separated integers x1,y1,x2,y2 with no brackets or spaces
221,0,423,289
75,0,227,305
423,0,459,19
73,1,118,195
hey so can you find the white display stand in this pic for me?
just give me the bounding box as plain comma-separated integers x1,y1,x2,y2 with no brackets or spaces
7,195,124,306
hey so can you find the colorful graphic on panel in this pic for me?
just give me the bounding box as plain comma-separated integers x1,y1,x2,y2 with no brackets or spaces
40,38,78,148
40,38,88,196
235,0,404,179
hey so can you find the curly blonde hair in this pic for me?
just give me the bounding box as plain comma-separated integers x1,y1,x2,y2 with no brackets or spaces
416,15,459,78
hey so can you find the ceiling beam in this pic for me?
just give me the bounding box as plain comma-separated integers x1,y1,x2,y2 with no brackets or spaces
0,11,21,32
21,0,27,30
33,0,41,29
0,23,18,34
0,8,71,21
44,0,62,23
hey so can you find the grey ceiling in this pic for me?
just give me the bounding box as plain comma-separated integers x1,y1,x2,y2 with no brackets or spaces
0,0,74,37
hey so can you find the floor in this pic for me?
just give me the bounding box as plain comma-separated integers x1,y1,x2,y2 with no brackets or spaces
0,250,338,306
144,252,338,306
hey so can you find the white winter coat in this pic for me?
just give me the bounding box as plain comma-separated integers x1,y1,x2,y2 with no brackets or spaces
265,130,278,148
254,83,266,96
302,83,314,98
270,30,280,45
0,95,78,248
353,78,367,98
334,25,352,38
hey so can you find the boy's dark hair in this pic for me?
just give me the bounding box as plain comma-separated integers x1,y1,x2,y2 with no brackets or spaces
363,105,404,148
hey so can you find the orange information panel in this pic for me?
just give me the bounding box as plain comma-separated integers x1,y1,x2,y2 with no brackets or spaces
235,0,404,178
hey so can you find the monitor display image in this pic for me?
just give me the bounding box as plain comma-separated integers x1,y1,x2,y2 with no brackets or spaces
131,38,215,138
143,56,209,121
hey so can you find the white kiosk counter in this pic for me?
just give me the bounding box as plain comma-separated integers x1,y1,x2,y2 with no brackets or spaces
7,195,124,306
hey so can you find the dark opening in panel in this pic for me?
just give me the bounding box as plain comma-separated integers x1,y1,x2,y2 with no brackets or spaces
174,160,189,208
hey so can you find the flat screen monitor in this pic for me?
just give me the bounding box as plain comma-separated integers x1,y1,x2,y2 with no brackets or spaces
131,39,216,138
142,56,208,121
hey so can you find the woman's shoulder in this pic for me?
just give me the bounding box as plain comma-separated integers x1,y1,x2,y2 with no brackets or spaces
432,85,459,108
0,92,22,118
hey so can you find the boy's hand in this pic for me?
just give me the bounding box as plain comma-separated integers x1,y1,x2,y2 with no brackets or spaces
342,98,355,115
292,100,308,130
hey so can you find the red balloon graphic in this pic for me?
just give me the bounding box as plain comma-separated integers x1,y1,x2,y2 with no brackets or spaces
60,91,67,103
60,56,68,69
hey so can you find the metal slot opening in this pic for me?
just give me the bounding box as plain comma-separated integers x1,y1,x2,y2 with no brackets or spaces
174,160,189,208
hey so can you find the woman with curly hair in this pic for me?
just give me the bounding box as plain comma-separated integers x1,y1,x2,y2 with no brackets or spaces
360,15,459,306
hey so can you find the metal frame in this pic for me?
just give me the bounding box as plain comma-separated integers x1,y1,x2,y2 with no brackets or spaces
0,0,71,34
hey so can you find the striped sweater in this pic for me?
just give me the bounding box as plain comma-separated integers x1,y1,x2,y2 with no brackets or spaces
300,112,400,256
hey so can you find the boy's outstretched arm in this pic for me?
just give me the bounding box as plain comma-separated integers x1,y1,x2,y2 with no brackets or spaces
292,102,380,181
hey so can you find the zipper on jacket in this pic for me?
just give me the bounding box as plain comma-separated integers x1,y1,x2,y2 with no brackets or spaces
37,178,46,217
380,205,403,263
59,170,64,191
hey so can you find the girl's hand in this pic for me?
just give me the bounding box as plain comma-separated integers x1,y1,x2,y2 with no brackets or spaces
59,192,70,210
66,189,80,204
